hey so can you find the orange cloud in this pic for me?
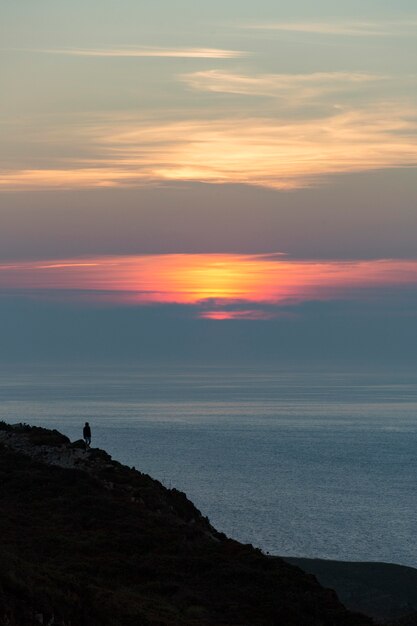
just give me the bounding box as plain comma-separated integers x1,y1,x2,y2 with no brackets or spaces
0,168,143,190
2,105,416,191
1,254,417,319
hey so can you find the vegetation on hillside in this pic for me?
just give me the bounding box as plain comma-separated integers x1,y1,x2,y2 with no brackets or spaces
0,423,373,625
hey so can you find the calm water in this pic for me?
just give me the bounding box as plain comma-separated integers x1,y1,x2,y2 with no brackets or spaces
1,363,417,567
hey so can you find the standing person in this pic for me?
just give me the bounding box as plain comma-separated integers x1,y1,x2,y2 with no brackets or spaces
83,422,91,448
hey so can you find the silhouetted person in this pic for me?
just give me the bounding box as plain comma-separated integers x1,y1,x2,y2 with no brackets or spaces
83,422,91,448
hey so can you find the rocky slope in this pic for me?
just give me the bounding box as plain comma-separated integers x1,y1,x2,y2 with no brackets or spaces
0,422,373,626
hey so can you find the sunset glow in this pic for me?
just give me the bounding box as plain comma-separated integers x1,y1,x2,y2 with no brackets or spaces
2,1,417,345
2,254,417,319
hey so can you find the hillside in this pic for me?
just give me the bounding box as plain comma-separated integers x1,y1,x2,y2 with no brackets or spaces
0,422,373,626
284,558,417,624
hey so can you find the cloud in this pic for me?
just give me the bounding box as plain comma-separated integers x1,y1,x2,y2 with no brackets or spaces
1,104,416,191
1,254,417,321
199,309,279,320
180,70,385,99
20,46,246,59
0,168,143,191
244,19,417,37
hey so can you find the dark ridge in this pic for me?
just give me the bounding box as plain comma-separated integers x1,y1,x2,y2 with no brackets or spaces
0,422,373,626
284,558,417,625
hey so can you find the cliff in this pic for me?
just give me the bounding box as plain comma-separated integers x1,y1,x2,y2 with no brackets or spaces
0,422,372,626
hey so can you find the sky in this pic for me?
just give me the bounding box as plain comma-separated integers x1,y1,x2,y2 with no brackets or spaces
1,0,416,364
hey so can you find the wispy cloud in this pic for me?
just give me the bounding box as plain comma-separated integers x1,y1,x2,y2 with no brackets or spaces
22,46,246,59
181,70,385,99
0,168,143,190
245,19,417,37
1,105,416,191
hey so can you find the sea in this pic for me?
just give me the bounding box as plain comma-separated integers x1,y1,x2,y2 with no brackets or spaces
1,362,417,568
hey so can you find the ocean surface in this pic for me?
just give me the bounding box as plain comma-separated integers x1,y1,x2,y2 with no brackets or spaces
1,363,417,567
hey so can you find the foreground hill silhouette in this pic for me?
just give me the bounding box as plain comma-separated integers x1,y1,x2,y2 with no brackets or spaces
0,422,375,626
284,558,417,624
